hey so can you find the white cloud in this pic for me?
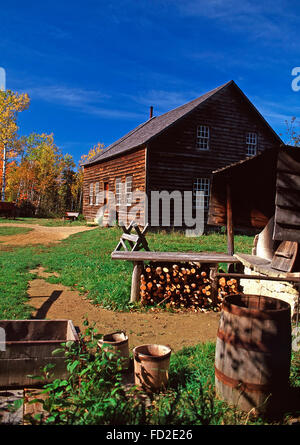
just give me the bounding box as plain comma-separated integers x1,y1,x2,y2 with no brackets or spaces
124,89,201,114
28,85,109,107
175,0,294,44
179,0,262,19
25,84,144,120
253,96,300,123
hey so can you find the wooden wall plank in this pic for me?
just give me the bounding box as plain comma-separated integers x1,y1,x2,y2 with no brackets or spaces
83,147,147,222
275,207,300,226
274,148,300,241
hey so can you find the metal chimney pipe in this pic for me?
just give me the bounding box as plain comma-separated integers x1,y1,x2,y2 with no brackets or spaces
149,106,153,119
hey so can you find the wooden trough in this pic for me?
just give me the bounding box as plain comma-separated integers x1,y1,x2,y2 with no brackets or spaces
0,319,79,388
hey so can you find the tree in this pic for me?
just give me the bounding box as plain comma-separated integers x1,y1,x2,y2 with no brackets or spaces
24,133,63,214
283,117,300,147
58,154,76,212
81,142,104,163
71,165,84,213
0,90,30,201
6,133,84,216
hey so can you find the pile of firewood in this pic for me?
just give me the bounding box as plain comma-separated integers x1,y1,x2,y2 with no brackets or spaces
140,262,240,312
217,275,240,303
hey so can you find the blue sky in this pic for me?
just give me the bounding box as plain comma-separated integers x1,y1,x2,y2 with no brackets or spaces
1,0,300,164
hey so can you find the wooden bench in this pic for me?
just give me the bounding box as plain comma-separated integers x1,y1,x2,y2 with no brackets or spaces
64,212,79,222
111,250,240,303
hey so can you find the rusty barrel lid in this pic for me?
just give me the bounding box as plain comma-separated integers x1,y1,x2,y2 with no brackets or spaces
221,293,291,320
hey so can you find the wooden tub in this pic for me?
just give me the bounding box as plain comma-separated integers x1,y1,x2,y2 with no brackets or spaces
0,319,79,388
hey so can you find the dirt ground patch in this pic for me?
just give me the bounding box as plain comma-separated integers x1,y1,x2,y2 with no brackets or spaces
28,267,220,352
0,223,95,246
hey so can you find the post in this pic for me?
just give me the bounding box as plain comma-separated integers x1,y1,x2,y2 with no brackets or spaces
226,183,234,256
130,261,143,303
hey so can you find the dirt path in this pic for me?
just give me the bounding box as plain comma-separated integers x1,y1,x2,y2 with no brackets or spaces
0,224,220,351
0,223,95,246
28,267,220,352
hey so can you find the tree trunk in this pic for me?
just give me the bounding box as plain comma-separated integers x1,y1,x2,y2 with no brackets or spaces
1,144,6,201
78,187,83,213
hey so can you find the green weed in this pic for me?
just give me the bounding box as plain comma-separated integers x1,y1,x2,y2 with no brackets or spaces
18,325,300,425
0,226,33,237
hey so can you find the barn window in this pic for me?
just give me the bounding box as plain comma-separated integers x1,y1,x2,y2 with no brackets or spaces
246,132,257,156
196,125,210,150
89,183,94,205
193,178,210,209
125,176,133,206
95,182,100,205
115,177,122,206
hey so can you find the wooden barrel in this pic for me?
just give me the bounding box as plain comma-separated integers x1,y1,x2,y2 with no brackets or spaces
98,331,130,370
215,294,291,414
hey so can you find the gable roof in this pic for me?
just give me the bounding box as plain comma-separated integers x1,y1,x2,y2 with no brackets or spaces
84,80,282,166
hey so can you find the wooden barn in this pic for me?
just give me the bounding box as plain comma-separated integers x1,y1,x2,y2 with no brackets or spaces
82,80,282,228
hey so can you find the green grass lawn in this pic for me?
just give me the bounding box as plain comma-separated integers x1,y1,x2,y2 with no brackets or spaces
0,217,88,226
0,227,254,318
0,226,33,237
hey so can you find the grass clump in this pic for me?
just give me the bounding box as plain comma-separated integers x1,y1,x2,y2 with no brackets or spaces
0,226,33,237
0,217,87,227
0,246,38,318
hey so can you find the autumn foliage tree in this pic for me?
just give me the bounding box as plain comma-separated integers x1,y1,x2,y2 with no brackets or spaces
284,117,300,147
6,133,84,216
80,141,104,163
0,89,30,201
1,88,104,217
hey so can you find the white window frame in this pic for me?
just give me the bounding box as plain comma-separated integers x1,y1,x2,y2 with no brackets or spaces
193,178,210,210
89,183,94,205
115,177,122,206
246,132,257,156
94,182,100,205
125,175,133,206
196,125,210,150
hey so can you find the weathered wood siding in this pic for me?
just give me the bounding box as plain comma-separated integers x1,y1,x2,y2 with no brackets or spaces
0,320,79,388
83,147,147,222
274,147,300,242
147,84,279,227
208,149,277,229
